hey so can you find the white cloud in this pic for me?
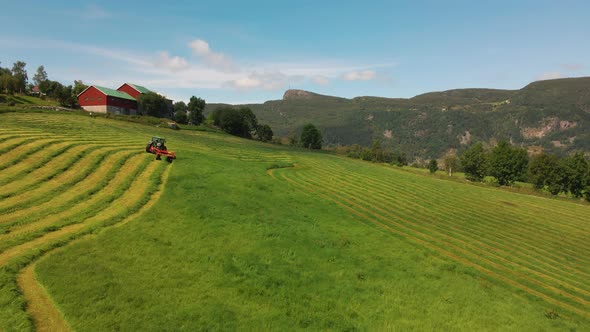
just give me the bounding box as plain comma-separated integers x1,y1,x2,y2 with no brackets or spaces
312,75,330,85
226,77,262,89
2,36,395,102
225,71,303,90
189,39,236,72
153,52,190,72
343,70,376,81
537,72,563,81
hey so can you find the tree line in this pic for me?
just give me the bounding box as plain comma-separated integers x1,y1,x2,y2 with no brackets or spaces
455,141,590,201
200,106,325,148
333,140,409,166
0,61,86,108
334,138,589,201
205,106,273,142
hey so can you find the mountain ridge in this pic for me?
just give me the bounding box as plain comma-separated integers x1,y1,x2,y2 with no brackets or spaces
206,77,590,159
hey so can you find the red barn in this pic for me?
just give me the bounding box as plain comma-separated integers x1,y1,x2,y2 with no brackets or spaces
117,83,152,99
77,86,138,115
118,82,174,115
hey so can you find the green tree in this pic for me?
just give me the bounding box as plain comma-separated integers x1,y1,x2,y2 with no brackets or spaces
40,80,62,96
33,65,48,86
561,152,589,198
429,159,438,174
209,107,223,126
0,74,19,94
300,124,323,149
137,92,169,118
488,141,529,186
218,108,250,137
256,124,273,142
55,84,78,108
391,151,408,166
360,147,373,161
11,61,28,93
174,111,188,124
187,96,206,125
173,101,188,113
239,107,258,137
528,153,564,195
73,80,88,96
461,142,487,182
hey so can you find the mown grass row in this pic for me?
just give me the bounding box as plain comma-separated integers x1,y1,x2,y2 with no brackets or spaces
277,169,590,317
297,159,590,275
0,153,151,254
271,158,590,318
0,150,137,225
0,142,136,201
302,159,590,268
0,159,167,330
0,144,112,198
0,148,126,215
302,157,590,257
0,114,171,330
298,159,590,282
285,169,590,305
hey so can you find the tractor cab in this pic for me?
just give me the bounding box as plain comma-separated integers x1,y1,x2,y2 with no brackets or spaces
147,136,167,151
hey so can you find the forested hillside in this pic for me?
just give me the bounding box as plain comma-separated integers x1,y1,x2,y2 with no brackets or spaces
207,77,590,159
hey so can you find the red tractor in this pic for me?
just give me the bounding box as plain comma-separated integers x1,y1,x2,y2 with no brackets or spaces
146,136,176,163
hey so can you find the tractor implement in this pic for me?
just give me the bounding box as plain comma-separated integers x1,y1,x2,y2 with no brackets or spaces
145,136,176,163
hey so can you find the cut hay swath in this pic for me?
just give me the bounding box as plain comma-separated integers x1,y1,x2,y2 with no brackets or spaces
0,112,170,331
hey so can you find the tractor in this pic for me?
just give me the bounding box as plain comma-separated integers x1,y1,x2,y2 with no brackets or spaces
146,136,176,163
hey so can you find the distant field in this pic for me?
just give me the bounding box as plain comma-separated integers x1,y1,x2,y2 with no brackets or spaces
0,111,588,331
0,94,61,107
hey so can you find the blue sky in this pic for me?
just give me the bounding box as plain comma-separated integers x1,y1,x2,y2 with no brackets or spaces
1,0,589,103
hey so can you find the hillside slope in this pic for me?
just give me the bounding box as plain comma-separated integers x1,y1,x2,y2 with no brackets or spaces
0,110,588,330
208,77,590,158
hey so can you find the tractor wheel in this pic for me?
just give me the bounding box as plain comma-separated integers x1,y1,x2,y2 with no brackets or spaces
145,143,152,153
166,156,173,163
156,155,161,160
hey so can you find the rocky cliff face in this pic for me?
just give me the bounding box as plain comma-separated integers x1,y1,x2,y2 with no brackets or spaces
283,89,318,100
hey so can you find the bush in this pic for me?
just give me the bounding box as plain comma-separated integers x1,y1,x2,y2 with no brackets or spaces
429,159,438,174
461,142,487,182
174,111,188,125
257,124,273,142
488,141,529,186
300,123,323,149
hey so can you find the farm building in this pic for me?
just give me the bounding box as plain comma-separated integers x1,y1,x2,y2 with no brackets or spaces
117,83,152,99
78,86,138,115
118,82,174,114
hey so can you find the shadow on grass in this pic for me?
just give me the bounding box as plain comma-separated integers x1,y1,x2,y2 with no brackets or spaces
12,96,33,104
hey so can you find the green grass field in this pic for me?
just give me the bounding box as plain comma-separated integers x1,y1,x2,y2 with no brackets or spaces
0,111,589,331
0,94,61,107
